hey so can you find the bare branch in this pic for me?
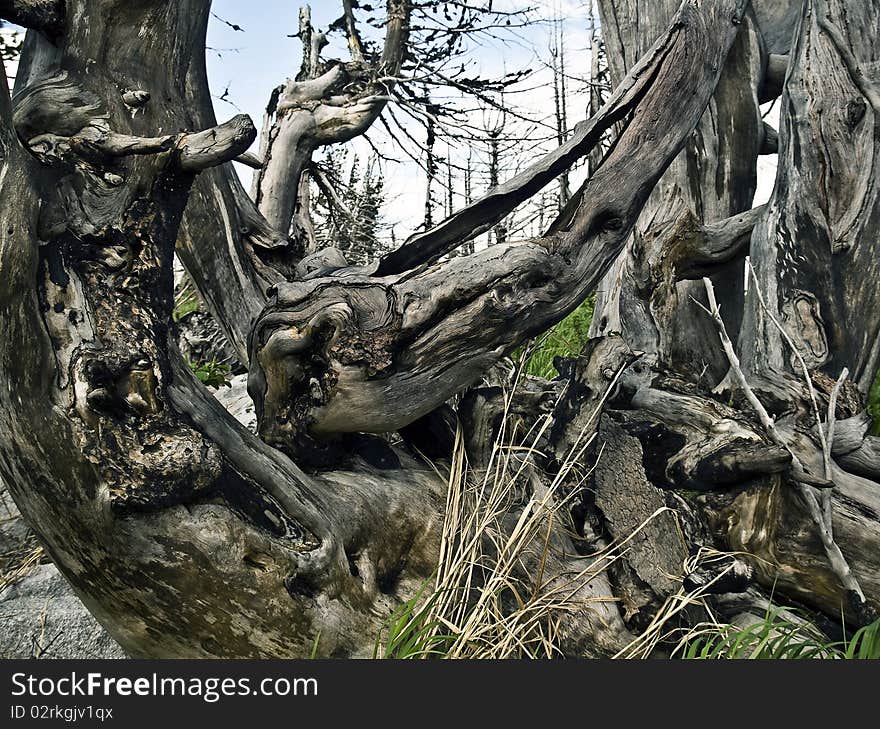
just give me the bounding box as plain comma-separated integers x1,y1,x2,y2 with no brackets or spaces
252,1,412,241
744,260,832,484
24,114,258,176
341,0,366,64
824,368,849,530
176,114,257,173
700,278,788,450
309,164,355,222
66,128,176,159
380,0,412,72
701,277,866,605
375,10,686,275
249,0,753,443
234,151,263,169
673,206,766,280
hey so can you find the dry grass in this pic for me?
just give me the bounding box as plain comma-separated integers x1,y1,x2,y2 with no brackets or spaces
614,547,758,659
376,356,676,659
0,539,44,594
0,480,45,594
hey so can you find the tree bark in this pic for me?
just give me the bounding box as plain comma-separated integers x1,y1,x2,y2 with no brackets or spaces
590,0,764,385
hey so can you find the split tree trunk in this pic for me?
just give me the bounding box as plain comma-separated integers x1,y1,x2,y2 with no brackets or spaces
589,0,764,385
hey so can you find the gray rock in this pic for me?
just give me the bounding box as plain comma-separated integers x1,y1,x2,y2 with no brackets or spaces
5,479,122,661
0,558,127,659
213,373,257,431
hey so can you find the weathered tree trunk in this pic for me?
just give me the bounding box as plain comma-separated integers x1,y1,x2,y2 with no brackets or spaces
713,0,880,621
590,0,764,385
1,0,878,661
740,1,880,394
589,0,880,623
249,0,750,443
0,0,443,658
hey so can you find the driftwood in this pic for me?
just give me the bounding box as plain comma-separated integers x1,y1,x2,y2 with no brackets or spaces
0,0,878,660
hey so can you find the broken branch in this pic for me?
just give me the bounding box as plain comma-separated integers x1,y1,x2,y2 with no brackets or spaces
177,114,257,172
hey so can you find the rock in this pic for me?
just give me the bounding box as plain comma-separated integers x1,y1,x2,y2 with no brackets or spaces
1,478,125,659
0,562,127,659
213,373,257,431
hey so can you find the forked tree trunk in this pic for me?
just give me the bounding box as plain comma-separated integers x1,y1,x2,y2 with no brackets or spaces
589,0,764,385
740,2,880,393
0,0,878,659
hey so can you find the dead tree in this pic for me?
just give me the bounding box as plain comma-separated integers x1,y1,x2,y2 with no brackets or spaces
550,11,571,211
0,0,878,659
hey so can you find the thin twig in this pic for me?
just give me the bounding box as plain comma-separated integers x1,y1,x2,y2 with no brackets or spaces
700,277,866,604
823,368,849,534
746,261,831,483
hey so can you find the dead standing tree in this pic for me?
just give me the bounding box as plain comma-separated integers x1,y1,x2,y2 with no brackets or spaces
0,0,878,658
587,0,880,621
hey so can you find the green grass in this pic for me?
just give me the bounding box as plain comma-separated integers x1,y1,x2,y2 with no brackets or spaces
188,357,231,388
842,616,880,658
523,296,877,436
679,608,880,660
175,277,231,388
520,298,595,379
869,368,880,436
373,580,455,659
376,580,880,660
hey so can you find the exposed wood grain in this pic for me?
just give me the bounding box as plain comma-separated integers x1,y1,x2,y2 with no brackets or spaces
250,0,751,443
2,0,879,658
741,0,880,393
0,0,442,658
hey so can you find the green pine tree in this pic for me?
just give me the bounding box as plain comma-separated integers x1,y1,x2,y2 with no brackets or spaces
311,149,387,266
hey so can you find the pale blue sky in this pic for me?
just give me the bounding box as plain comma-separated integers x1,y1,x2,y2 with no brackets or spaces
204,1,595,237
206,1,338,127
